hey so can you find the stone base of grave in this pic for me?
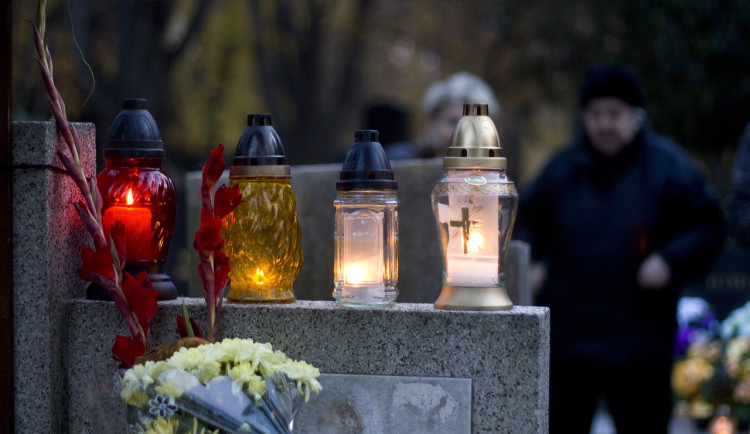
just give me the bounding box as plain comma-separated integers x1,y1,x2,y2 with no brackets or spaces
67,299,549,433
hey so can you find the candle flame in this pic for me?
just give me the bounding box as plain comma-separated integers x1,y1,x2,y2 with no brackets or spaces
252,267,265,285
126,189,134,206
466,232,485,253
346,262,367,284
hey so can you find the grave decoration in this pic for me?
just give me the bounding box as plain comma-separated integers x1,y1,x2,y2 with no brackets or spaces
120,338,322,433
333,130,399,308
430,103,518,310
96,98,178,301
672,297,750,427
225,114,304,303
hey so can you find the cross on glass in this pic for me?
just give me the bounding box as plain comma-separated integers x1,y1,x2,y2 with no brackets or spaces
450,207,476,254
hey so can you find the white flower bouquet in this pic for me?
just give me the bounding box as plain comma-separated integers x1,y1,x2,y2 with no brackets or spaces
120,338,322,433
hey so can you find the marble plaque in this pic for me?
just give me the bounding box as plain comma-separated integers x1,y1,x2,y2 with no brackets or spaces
295,373,472,434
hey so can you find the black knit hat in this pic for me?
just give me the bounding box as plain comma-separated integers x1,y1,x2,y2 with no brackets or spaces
579,63,646,108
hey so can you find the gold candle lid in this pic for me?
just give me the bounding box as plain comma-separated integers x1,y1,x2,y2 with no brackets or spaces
443,103,507,170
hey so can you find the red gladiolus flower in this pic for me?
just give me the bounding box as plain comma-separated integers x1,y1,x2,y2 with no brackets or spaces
78,244,116,282
33,2,155,367
112,335,146,367
189,144,244,342
197,258,215,299
109,220,127,269
201,144,226,209
204,144,226,186
213,250,230,296
194,208,224,253
214,185,242,219
122,271,158,335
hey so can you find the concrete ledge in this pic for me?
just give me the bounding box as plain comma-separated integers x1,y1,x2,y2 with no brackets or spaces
67,299,549,433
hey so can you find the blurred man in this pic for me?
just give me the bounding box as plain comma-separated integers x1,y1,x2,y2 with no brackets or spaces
515,63,725,433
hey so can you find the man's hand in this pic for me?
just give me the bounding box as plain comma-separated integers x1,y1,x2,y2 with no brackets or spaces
637,253,671,290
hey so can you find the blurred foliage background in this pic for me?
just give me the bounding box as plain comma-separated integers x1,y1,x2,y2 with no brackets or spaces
13,0,750,190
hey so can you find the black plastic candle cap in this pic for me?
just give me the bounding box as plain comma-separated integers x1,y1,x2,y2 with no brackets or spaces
337,130,397,191
104,98,165,158
232,114,286,166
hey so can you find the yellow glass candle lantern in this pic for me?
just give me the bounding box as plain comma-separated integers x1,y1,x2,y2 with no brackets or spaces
431,104,518,310
224,114,303,303
333,130,398,307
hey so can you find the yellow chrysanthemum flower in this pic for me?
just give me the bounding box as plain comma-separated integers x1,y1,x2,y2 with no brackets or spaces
127,390,151,408
142,417,179,434
245,376,268,399
120,338,322,410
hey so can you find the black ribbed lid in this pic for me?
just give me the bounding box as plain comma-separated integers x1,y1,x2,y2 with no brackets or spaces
337,130,397,191
104,99,165,158
232,114,286,166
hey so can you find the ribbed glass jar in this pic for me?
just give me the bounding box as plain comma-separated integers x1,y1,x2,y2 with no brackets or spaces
224,175,303,303
98,157,176,265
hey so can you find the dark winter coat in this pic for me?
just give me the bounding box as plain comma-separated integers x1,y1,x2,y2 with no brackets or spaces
515,125,725,367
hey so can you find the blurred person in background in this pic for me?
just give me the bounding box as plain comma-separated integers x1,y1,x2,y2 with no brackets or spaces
364,102,414,160
413,71,500,157
514,63,725,433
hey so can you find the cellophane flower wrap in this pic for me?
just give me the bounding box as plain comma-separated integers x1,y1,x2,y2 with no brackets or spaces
672,298,750,422
120,338,321,433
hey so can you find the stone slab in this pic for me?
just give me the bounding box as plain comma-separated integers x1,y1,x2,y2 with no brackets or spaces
295,373,472,434
66,299,549,433
12,121,96,433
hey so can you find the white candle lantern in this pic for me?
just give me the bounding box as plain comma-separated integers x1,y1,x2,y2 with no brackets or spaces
334,130,398,307
431,103,518,310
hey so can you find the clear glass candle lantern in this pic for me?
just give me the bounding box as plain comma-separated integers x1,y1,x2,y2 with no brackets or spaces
96,99,177,300
224,114,303,303
431,103,518,310
334,130,398,307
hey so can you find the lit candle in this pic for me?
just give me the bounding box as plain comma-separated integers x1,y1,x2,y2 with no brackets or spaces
340,213,385,299
438,202,499,276
251,267,266,285
333,129,398,307
93,98,178,301
430,103,517,310
345,259,379,285
342,259,384,299
102,189,153,262
225,113,302,303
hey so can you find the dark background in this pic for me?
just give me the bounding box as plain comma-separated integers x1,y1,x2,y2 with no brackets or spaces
12,0,750,188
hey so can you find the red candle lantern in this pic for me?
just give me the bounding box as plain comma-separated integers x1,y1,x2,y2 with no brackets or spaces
91,98,177,300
